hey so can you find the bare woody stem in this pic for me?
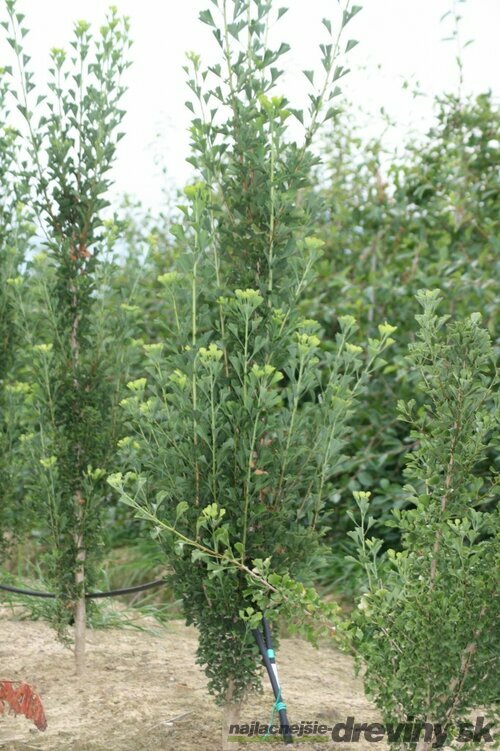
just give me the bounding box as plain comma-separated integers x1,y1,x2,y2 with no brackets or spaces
74,491,86,676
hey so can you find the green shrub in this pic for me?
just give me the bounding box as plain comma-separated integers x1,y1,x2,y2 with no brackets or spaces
310,93,500,591
350,291,499,748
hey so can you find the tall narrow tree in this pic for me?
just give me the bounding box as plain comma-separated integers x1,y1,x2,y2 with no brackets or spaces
109,1,394,744
0,61,35,557
2,1,131,673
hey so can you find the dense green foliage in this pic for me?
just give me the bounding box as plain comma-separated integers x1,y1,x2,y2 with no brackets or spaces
310,92,499,590
350,291,498,746
109,0,386,705
0,0,497,735
0,61,37,554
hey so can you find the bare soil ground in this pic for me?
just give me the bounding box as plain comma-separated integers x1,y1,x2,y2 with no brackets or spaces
0,607,384,751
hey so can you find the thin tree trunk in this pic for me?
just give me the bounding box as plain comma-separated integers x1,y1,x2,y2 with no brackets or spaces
74,491,86,676
222,679,242,751
69,278,86,675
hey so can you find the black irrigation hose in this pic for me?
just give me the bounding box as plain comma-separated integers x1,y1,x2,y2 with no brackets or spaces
5,585,293,743
253,616,293,744
0,578,166,599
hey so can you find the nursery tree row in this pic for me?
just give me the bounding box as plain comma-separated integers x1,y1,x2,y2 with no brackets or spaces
0,0,498,747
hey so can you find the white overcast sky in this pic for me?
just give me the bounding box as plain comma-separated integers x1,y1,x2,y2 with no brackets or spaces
2,1,499,210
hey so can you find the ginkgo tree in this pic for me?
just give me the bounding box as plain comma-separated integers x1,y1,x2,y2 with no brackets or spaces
1,1,131,673
108,0,395,742
0,62,36,557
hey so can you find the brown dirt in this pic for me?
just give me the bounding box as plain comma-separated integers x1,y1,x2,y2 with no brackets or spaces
0,607,384,751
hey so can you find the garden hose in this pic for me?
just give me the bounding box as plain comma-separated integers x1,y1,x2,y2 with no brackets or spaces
0,578,166,599
253,616,293,744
